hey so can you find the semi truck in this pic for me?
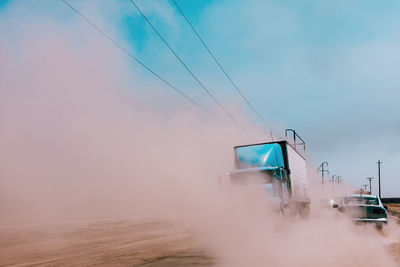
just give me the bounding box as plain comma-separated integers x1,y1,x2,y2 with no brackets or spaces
228,141,310,217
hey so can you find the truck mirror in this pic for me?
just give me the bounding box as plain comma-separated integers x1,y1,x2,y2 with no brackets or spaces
384,205,388,210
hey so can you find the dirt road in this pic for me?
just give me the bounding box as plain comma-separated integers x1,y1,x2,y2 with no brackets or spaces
388,204,400,218
0,219,212,266
1,213,400,266
386,204,400,265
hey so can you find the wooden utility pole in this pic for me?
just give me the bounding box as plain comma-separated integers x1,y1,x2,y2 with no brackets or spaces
377,160,382,198
366,177,373,195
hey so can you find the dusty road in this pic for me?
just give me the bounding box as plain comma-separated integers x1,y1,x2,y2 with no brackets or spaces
388,204,400,217
1,210,400,267
0,219,212,266
386,204,400,264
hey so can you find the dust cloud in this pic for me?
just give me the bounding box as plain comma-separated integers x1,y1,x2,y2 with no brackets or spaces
0,2,397,266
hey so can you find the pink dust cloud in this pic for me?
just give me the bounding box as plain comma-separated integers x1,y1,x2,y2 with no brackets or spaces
0,3,397,266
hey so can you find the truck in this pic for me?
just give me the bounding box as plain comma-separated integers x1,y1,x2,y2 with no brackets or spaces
228,141,310,217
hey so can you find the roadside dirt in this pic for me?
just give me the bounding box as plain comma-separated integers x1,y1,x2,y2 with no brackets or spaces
1,215,400,266
388,242,400,265
0,219,212,266
386,204,400,265
388,204,400,219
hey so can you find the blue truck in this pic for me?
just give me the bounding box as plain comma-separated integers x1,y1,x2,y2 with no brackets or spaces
229,141,310,217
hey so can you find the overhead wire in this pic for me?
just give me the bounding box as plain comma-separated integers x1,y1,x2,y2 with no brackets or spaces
172,0,280,140
128,0,242,127
60,0,223,121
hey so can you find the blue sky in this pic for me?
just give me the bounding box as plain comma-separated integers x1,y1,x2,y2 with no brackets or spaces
2,0,400,196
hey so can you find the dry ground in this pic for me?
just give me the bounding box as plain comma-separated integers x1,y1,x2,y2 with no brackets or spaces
1,209,400,267
387,204,400,265
388,204,400,217
0,219,212,266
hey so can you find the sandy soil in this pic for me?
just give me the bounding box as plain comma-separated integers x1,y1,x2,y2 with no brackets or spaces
0,219,212,266
1,214,400,266
387,205,400,265
388,204,400,216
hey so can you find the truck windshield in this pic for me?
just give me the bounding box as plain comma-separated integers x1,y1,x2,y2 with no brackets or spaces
235,143,285,169
345,196,379,205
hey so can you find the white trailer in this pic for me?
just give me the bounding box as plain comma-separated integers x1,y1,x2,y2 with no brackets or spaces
286,144,309,203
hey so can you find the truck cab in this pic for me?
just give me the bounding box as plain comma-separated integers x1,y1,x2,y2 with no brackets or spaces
228,141,310,217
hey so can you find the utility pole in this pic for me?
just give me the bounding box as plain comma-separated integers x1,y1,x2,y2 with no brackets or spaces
366,177,373,195
377,160,382,198
285,129,306,151
337,176,342,191
363,184,368,190
331,174,337,196
317,162,329,184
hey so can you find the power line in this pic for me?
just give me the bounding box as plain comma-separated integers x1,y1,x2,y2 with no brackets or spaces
172,0,280,139
60,0,222,120
128,0,241,127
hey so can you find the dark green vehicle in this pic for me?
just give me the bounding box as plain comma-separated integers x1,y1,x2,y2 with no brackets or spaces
333,194,388,228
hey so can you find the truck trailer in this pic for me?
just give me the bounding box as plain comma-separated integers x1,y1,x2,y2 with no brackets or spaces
229,141,310,217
